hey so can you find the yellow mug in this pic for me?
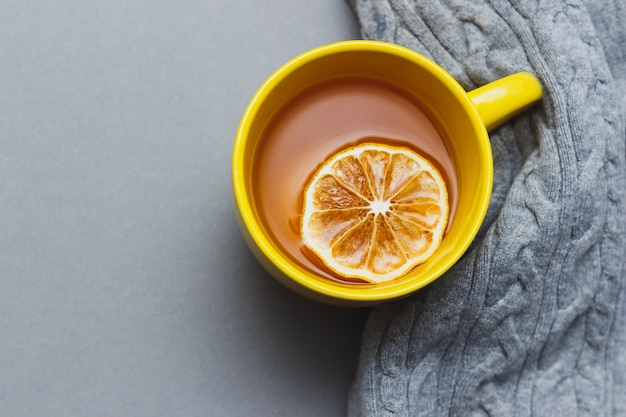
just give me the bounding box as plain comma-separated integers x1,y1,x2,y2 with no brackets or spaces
232,40,541,306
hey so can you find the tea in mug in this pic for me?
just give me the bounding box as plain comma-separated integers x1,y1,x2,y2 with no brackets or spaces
253,77,458,283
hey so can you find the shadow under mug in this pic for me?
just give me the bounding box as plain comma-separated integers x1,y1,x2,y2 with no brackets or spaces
232,40,542,306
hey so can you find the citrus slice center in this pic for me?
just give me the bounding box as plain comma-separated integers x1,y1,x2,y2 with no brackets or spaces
369,199,391,215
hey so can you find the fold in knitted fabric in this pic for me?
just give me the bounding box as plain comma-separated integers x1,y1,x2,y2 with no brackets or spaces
347,1,626,415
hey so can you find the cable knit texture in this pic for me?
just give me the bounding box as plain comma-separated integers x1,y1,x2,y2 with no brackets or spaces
347,0,626,415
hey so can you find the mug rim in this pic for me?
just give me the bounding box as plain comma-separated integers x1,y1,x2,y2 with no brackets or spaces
232,40,492,303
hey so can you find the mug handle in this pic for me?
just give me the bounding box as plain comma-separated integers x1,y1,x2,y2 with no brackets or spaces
467,72,542,132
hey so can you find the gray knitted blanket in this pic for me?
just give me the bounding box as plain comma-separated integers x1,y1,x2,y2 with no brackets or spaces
347,1,626,415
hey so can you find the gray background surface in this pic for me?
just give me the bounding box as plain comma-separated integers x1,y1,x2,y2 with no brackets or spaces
0,1,368,416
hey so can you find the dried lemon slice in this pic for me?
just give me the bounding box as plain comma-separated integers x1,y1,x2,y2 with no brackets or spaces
301,143,449,283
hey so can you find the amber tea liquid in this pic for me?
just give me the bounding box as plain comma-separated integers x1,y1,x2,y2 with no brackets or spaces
253,77,458,283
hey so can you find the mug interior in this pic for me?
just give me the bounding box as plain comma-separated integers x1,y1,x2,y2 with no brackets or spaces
233,41,492,304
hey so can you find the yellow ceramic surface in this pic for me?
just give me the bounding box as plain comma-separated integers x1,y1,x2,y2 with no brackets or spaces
232,40,542,306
